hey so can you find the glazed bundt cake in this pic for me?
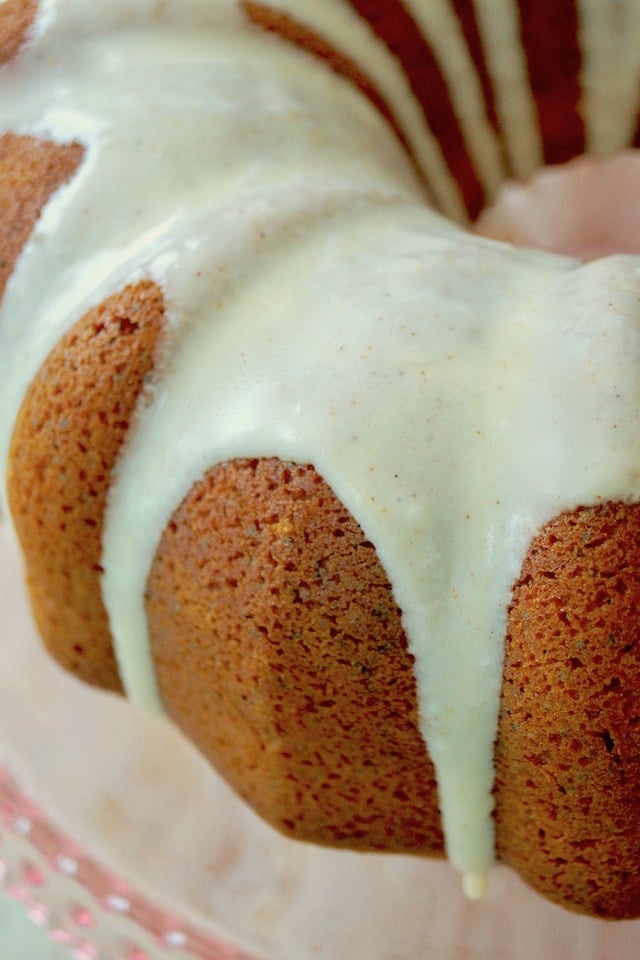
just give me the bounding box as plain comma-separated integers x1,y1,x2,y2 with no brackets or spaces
2,0,640,920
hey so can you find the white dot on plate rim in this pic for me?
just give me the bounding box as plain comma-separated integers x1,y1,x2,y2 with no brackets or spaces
57,854,79,875
106,893,131,913
165,929,188,947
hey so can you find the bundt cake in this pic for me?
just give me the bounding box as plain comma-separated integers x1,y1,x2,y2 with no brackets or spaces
2,0,640,920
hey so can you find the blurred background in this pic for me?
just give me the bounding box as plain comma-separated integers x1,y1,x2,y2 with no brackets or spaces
0,891,71,958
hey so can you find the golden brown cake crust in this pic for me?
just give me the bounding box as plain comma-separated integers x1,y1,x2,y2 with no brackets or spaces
150,467,640,916
148,457,445,853
496,502,640,918
0,0,37,66
0,3,82,300
0,5,81,302
8,281,166,692
0,133,84,302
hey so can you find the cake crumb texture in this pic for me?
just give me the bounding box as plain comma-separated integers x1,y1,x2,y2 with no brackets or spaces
0,0,37,66
148,457,445,854
496,502,640,919
0,134,84,302
8,281,167,692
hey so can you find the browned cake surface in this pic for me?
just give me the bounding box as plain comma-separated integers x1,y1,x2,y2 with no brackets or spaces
8,281,166,691
0,134,85,302
0,5,81,300
0,0,37,65
147,462,640,917
496,501,640,919
1,4,165,692
148,458,444,853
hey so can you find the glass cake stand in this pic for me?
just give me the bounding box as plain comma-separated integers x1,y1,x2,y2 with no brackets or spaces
1,522,639,960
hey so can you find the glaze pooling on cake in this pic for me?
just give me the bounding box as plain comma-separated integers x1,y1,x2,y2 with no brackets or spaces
2,0,640,894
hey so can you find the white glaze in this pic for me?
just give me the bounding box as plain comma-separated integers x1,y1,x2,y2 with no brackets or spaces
2,0,640,888
262,0,467,217
579,0,640,155
404,0,505,198
472,0,543,179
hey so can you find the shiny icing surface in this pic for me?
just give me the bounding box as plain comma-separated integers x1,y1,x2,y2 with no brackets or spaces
2,0,640,888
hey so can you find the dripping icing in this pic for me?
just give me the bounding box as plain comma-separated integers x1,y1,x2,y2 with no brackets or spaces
1,0,640,886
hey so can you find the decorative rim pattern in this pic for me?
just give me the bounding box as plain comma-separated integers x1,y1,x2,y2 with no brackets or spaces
0,763,265,960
